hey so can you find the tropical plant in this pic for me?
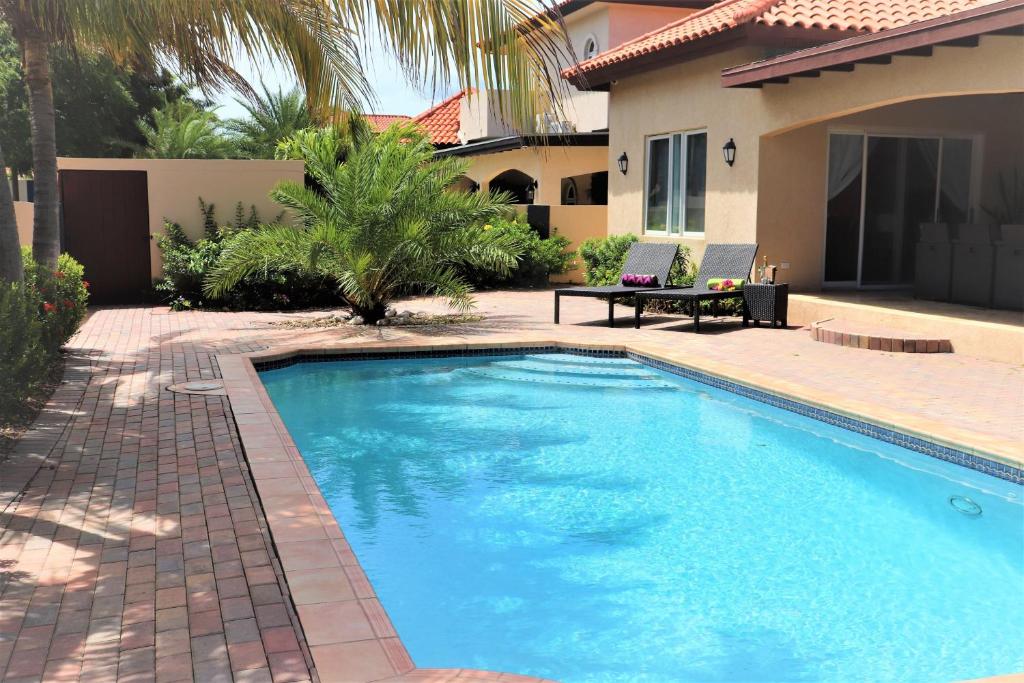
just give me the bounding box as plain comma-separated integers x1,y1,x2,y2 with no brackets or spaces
227,86,313,159
136,101,235,159
0,21,193,180
155,199,320,311
0,0,570,271
22,248,89,353
0,279,46,418
460,215,573,288
1,249,87,420
206,123,522,322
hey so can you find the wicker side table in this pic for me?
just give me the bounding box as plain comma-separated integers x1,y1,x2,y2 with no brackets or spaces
743,283,788,328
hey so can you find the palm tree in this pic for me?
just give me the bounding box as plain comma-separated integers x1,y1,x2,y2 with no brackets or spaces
0,0,570,268
226,86,312,159
206,123,521,322
136,101,235,159
0,141,22,283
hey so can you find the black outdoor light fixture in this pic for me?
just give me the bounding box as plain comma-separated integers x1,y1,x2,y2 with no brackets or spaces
617,152,629,175
526,179,538,202
722,138,737,167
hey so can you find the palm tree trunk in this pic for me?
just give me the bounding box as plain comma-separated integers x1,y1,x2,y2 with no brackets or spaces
22,29,60,269
0,142,24,283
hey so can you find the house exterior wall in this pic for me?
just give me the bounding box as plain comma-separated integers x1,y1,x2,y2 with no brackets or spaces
56,158,304,280
461,145,609,282
15,200,32,247
605,34,1024,288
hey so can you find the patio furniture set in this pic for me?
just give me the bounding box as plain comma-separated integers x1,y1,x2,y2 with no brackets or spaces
554,242,783,331
915,223,1024,310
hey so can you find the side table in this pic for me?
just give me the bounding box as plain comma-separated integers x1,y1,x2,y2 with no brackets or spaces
743,283,788,328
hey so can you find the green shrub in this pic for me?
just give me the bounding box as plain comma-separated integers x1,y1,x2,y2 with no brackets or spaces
578,233,639,286
577,234,691,286
462,216,573,288
22,248,89,355
0,282,47,418
154,220,224,309
155,199,331,311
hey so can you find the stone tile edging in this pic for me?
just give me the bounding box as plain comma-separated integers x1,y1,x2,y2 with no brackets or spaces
810,318,953,353
218,345,556,683
219,337,1022,682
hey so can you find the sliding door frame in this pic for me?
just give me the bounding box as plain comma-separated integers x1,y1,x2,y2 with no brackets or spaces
821,126,984,289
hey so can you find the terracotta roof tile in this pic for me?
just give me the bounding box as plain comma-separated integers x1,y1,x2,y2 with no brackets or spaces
565,0,1000,77
364,114,411,132
411,90,467,146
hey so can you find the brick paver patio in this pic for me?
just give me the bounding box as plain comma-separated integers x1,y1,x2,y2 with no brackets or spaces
1,290,1021,682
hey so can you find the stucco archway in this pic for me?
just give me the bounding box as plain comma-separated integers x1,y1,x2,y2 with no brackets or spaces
489,169,536,204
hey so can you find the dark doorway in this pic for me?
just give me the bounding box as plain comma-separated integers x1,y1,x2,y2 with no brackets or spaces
489,169,535,204
60,170,151,304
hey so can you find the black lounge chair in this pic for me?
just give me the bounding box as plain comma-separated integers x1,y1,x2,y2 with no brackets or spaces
634,243,758,332
554,242,680,327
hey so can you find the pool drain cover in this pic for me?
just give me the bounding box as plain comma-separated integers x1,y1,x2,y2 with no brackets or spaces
167,381,227,396
948,495,982,517
184,382,222,391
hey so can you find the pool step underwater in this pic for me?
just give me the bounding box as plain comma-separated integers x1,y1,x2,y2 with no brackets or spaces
463,362,676,390
513,353,636,370
490,358,655,380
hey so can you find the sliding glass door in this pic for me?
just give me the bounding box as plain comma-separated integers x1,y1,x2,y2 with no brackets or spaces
823,133,974,287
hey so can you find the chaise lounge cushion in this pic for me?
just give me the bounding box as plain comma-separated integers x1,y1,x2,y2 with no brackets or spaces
707,278,744,291
622,274,659,286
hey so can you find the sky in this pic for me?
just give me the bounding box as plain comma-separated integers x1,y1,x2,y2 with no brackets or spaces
207,39,456,120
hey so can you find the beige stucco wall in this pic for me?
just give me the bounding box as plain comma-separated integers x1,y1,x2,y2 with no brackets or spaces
549,204,607,283
606,4,695,49
605,34,1024,289
463,145,608,205
461,146,609,282
15,200,32,247
56,158,304,280
531,2,696,134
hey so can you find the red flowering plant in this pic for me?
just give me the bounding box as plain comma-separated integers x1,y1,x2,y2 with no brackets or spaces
21,248,90,356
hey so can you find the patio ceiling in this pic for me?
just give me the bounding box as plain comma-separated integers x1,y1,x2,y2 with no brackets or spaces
721,0,1024,88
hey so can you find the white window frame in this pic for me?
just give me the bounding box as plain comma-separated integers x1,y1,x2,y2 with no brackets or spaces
582,35,600,61
643,128,707,239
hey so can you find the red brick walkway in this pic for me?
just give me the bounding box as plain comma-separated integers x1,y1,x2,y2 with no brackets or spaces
1,294,1020,683
1,308,314,683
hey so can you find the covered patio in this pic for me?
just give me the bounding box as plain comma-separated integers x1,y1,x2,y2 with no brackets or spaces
739,2,1024,317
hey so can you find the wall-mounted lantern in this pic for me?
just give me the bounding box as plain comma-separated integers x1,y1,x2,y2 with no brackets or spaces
617,152,629,175
722,138,737,167
526,179,538,202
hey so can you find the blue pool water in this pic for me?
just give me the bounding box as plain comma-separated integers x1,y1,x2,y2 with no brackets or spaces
261,354,1024,682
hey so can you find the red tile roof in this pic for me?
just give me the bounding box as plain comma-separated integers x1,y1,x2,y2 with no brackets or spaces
564,0,999,77
411,91,467,146
364,114,411,132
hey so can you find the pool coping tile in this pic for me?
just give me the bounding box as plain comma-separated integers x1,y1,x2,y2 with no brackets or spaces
218,337,1022,683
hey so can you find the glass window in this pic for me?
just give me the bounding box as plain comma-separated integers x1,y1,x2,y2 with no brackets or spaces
938,138,972,224
644,130,707,236
685,132,707,234
645,137,670,232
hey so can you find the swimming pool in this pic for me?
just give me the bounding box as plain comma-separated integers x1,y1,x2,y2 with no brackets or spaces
260,352,1024,682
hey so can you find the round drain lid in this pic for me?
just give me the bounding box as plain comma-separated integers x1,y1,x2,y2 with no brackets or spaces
184,381,222,391
948,495,982,517
168,381,227,396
